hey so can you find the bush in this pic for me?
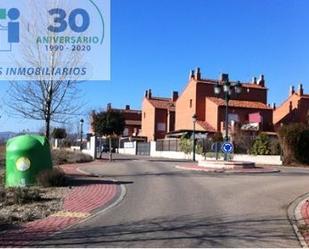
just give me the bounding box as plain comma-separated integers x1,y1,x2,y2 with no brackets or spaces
297,130,309,164
251,134,271,155
179,135,193,155
278,123,309,165
51,149,93,166
212,132,224,143
0,187,41,205
0,171,4,187
269,138,281,155
232,130,255,154
36,168,67,187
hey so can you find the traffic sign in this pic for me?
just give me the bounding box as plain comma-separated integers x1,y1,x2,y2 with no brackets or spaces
221,142,234,153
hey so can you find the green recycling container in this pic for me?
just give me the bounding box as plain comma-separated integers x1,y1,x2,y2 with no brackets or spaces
5,135,52,187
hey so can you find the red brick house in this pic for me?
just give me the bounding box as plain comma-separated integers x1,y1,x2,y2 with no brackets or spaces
141,89,177,141
90,103,142,138
174,68,274,136
273,84,309,129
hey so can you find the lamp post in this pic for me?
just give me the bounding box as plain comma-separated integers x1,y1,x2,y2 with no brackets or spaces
214,74,242,161
80,118,84,151
192,114,197,162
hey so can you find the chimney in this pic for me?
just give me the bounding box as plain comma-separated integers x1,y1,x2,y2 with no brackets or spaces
189,70,195,80
252,77,257,84
298,84,303,96
107,103,112,111
272,103,276,110
145,90,148,98
220,73,229,83
172,91,179,101
195,67,201,80
257,74,265,87
125,105,130,110
289,86,295,96
148,89,152,98
289,101,293,112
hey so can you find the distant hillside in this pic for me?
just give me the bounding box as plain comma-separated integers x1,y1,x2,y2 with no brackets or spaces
0,132,17,142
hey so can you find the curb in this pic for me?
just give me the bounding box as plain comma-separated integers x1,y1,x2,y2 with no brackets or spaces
176,165,280,174
287,193,309,248
49,165,126,235
48,180,126,240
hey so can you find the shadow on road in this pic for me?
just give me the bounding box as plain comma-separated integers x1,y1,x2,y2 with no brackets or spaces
66,177,134,187
21,214,297,247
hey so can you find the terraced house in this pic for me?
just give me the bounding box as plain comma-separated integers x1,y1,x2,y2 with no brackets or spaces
273,84,309,129
141,68,276,141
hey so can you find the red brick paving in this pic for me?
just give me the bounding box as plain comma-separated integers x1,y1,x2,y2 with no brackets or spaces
300,200,309,245
0,163,120,247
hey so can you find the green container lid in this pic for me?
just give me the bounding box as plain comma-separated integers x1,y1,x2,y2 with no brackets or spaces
5,135,52,187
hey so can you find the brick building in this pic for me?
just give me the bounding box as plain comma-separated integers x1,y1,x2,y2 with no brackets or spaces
174,68,274,136
90,103,142,138
141,89,178,141
273,84,309,129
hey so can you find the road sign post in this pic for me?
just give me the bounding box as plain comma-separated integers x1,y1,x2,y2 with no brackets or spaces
221,142,234,161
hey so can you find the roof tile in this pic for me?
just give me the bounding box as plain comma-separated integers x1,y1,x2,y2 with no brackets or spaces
206,97,272,110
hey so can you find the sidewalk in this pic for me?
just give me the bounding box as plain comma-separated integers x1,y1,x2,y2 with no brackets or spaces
290,194,309,247
0,163,123,247
176,163,280,174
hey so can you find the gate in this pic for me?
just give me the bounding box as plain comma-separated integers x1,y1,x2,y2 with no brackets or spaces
136,142,150,156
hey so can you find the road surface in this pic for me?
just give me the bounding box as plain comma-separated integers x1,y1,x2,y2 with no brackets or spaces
35,155,309,247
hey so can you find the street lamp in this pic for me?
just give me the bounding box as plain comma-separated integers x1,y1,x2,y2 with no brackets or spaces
80,118,84,151
192,114,197,162
214,74,242,161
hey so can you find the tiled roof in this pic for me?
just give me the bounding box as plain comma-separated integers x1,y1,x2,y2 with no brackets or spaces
198,79,266,89
241,83,266,89
148,98,176,111
111,108,141,114
206,97,272,110
196,121,217,132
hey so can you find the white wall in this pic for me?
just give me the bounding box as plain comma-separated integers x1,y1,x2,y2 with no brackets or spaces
233,154,282,165
118,141,137,155
150,141,204,160
70,136,97,159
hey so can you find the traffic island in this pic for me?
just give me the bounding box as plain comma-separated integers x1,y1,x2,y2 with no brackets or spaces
198,160,255,169
176,162,280,174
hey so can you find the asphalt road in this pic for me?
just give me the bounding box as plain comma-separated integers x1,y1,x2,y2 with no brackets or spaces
36,156,309,247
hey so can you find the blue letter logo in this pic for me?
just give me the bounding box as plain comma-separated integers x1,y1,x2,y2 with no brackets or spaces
0,8,20,51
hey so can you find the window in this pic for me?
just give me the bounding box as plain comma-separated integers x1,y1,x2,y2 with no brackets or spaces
190,99,192,108
144,112,146,119
157,123,166,131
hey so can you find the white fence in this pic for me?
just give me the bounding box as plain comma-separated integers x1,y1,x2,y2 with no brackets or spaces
118,141,282,165
54,136,97,159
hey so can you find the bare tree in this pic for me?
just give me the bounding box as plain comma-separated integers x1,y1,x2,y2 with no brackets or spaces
6,0,85,139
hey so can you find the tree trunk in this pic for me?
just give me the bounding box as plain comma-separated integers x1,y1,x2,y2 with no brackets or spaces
45,117,50,140
109,136,113,161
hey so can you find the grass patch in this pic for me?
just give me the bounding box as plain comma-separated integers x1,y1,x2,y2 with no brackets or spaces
51,149,93,166
0,187,41,206
0,186,67,225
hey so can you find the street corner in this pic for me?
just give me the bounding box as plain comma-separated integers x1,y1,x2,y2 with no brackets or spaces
288,193,309,248
0,174,126,247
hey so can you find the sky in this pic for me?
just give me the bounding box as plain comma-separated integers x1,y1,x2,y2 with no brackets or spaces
0,0,309,133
